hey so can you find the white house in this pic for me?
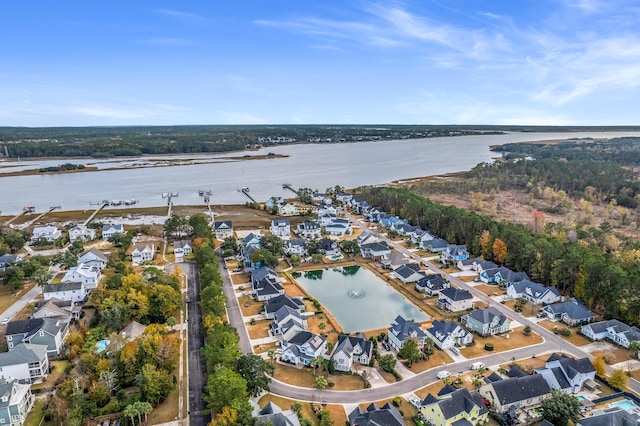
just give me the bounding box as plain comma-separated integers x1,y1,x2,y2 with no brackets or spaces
336,193,353,203
131,243,155,265
0,379,35,425
360,241,391,261
30,226,61,243
214,221,234,241
324,219,352,235
388,315,427,351
61,263,102,290
270,219,291,238
102,224,124,240
281,331,327,366
284,239,307,257
535,353,596,394
173,240,193,259
278,202,299,216
425,320,473,350
68,225,96,242
297,222,322,239
391,264,425,284
0,343,49,384
437,287,474,312
78,248,109,270
330,334,373,372
581,319,640,348
506,280,561,305
43,282,87,303
270,306,308,342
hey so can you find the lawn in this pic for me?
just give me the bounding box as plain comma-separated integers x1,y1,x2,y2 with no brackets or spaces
24,399,46,426
257,394,347,426
590,346,634,365
148,384,179,425
247,319,271,339
499,356,548,374
460,327,542,358
537,320,592,346
414,380,449,399
406,350,454,374
0,282,35,316
307,312,337,335
475,284,505,297
31,360,69,391
273,363,365,390
254,341,277,355
239,297,264,316
231,272,251,285
503,299,541,317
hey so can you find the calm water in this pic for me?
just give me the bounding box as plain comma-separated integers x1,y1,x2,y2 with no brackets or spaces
2,131,640,215
293,266,429,333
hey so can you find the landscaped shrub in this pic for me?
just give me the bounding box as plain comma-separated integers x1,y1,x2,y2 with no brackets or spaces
560,328,571,336
484,343,494,351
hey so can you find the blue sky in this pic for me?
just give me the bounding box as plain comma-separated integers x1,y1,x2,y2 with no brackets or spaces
2,0,640,126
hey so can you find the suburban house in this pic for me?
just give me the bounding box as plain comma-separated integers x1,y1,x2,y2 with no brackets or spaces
540,301,595,326
480,267,529,285
297,221,321,239
357,232,379,246
349,197,371,215
0,343,49,384
421,238,449,252
255,402,301,426
348,403,405,426
241,232,262,249
213,221,234,241
581,319,640,348
283,239,307,257
317,212,337,227
0,254,21,271
379,214,401,228
506,280,561,305
173,240,193,258
5,318,69,356
278,202,299,216
43,282,87,303
388,315,427,351
394,223,422,237
461,307,511,336
415,274,450,297
360,241,391,261
336,193,353,203
30,226,62,243
577,407,640,426
392,264,425,284
270,219,291,238
78,248,109,270
240,233,262,269
457,258,497,273
419,388,489,426
381,252,412,270
479,375,551,413
535,353,596,394
425,320,473,350
281,331,327,366
311,193,332,204
437,287,474,312
440,244,469,264
331,334,373,372
121,321,146,341
270,306,308,342
324,218,352,235
68,225,96,242
252,267,285,301
265,196,283,209
0,379,35,426
61,263,102,290
317,203,337,216
319,238,340,258
131,243,155,265
102,224,124,240
264,294,305,319
412,230,435,246
32,298,80,321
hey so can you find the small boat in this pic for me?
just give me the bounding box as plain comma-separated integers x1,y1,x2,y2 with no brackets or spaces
206,189,213,195
162,192,169,198
110,200,122,206
171,192,179,197
123,199,138,205
198,189,205,196
241,187,249,192
23,206,35,213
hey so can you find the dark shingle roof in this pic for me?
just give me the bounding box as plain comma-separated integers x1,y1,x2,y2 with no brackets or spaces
440,287,473,301
348,402,405,426
489,375,550,405
434,388,488,420
463,307,509,327
43,282,84,293
577,407,640,426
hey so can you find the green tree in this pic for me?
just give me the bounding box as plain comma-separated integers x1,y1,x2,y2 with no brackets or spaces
236,354,275,397
135,363,174,405
290,254,301,265
339,240,359,255
524,325,532,336
319,410,333,426
204,366,248,415
609,368,629,389
541,390,581,426
314,376,328,391
147,284,181,323
628,341,640,358
1,266,25,290
189,214,211,239
378,354,397,373
252,249,278,268
108,233,124,247
31,267,53,286
163,214,190,239
259,235,284,255
398,339,422,367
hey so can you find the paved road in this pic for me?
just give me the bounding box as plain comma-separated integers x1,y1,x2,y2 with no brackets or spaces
218,252,253,354
0,284,41,321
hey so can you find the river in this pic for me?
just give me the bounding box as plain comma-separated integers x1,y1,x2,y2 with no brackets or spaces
1,131,639,215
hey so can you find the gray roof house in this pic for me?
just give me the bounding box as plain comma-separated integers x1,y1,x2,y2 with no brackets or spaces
415,273,450,296
348,402,405,426
0,378,35,426
270,219,291,238
541,301,595,326
506,280,561,305
388,315,427,351
281,331,326,367
0,343,49,384
419,388,489,426
381,252,412,270
425,320,473,350
480,267,528,285
32,298,78,321
392,264,425,283
480,375,551,413
535,353,596,394
360,241,391,260
256,402,301,426
0,254,21,270
271,306,308,342
78,247,109,269
461,307,511,337
577,407,640,426
437,287,474,312
421,238,449,252
331,334,372,372
264,294,305,319
214,221,234,241
5,318,68,356
581,319,640,348
457,257,497,273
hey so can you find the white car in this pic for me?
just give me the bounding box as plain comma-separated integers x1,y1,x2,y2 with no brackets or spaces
436,370,451,379
408,397,422,409
470,362,486,370
1,318,9,325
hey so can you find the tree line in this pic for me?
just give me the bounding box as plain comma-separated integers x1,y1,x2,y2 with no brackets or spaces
359,186,640,325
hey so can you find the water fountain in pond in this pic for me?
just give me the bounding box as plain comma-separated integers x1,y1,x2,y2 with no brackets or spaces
348,289,366,299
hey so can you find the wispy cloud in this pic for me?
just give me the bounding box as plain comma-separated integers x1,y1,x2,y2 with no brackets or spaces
155,9,209,24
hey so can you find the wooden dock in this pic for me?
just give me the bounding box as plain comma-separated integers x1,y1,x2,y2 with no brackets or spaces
83,203,108,226
5,210,27,226
283,183,298,195
241,188,258,204
19,206,60,229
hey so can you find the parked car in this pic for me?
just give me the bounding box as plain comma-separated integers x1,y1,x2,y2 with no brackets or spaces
470,362,485,370
0,318,9,325
382,342,391,351
408,397,422,408
436,370,451,379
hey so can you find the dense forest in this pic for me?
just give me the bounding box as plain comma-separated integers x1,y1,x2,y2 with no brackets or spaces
359,186,640,325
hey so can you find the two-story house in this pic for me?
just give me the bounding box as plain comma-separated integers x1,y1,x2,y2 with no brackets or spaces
278,202,299,216
173,240,193,259
419,388,489,426
43,282,87,303
61,263,102,290
270,306,308,342
425,320,473,350
78,248,109,270
535,353,596,394
297,222,321,239
349,403,405,426
102,224,124,240
581,319,640,348
437,287,474,312
440,244,468,264
284,239,307,257
506,280,561,305
319,239,340,258
415,274,450,296
264,294,305,319
360,241,391,261
331,334,373,372
461,307,511,337
30,226,61,243
392,264,425,284
270,219,291,238
5,318,68,356
388,315,427,351
0,379,35,426
0,343,49,384
68,225,96,242
480,375,551,413
214,221,234,241
131,243,155,265
281,331,327,366
324,219,352,236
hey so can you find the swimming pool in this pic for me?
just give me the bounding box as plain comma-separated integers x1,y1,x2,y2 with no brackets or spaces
577,395,587,402
610,399,637,411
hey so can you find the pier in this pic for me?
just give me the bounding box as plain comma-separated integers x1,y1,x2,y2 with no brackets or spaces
203,193,214,223
282,183,298,195
5,210,28,226
19,206,61,229
240,187,258,204
83,202,108,226
162,192,179,217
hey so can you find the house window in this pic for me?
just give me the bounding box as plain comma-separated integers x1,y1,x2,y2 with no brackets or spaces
39,331,44,337
8,343,12,349
6,336,11,341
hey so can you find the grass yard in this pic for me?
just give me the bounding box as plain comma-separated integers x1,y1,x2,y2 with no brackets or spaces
239,297,264,316
257,394,347,426
273,363,365,390
247,319,271,339
254,341,277,355
148,382,179,424
32,360,69,391
231,272,251,285
460,327,542,358
475,284,505,296
307,312,337,335
499,356,548,373
414,380,449,399
376,368,398,383
590,346,634,365
503,299,541,317
0,282,35,316
537,320,592,346
24,399,46,426
406,350,454,374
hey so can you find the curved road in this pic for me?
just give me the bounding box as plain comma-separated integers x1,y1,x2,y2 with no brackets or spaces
220,209,640,403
